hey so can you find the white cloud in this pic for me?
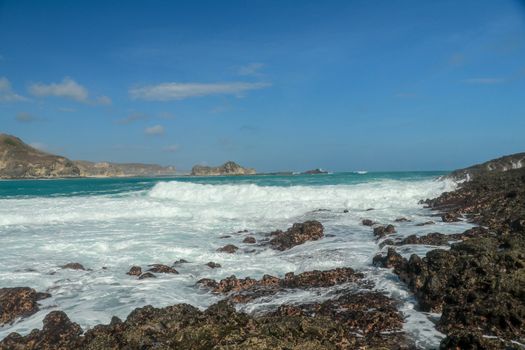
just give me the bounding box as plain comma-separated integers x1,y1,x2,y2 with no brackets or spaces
462,78,505,84
145,124,165,135
95,95,112,105
238,62,265,76
0,77,27,102
163,144,179,153
29,77,88,102
130,81,271,101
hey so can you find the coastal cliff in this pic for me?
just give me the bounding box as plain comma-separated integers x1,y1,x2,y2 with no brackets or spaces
74,161,176,177
0,133,176,179
0,134,80,179
191,161,256,176
446,152,525,181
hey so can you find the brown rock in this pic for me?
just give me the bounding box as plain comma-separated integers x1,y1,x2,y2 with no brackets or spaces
61,262,85,270
217,244,238,253
362,219,375,226
373,224,396,238
126,265,142,276
0,287,51,326
206,262,221,268
242,236,256,244
269,221,324,250
147,264,178,274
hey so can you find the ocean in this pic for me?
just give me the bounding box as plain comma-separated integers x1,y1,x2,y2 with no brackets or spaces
0,172,473,347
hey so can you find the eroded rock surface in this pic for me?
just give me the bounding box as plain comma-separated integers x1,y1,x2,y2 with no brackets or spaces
269,220,324,250
0,287,51,326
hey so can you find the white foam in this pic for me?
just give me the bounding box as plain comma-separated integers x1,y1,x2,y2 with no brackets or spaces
0,178,462,347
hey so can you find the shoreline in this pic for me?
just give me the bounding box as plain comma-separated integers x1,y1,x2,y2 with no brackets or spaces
0,166,523,348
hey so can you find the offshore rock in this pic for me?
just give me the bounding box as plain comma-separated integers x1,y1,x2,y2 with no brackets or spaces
242,236,256,244
269,220,324,250
126,266,142,276
147,264,178,274
373,224,396,238
217,244,239,253
0,287,51,326
61,262,86,270
191,161,256,176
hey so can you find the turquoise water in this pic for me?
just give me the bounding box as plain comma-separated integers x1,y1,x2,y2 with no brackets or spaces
0,171,448,198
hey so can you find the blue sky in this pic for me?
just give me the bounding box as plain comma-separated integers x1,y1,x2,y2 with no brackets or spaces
1,0,525,172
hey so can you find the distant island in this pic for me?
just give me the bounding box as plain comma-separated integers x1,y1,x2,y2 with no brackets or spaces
191,161,256,176
0,134,176,179
302,168,328,175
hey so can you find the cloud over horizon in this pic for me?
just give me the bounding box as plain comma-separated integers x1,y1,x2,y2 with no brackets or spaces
29,77,89,102
129,81,271,101
0,77,27,102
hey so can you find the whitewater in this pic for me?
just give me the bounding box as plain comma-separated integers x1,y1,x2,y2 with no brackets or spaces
0,172,473,348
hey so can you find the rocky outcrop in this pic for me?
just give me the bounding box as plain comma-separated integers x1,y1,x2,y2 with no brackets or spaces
197,267,364,303
0,297,411,350
0,133,176,179
0,134,80,179
269,220,324,250
191,161,256,176
446,152,525,181
302,168,328,174
74,160,176,177
374,166,525,347
0,287,51,326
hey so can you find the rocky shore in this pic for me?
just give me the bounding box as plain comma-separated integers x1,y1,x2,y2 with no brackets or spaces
374,167,525,348
1,155,524,349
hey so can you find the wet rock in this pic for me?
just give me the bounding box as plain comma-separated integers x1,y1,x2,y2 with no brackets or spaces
147,264,178,274
269,220,324,250
1,298,412,349
61,262,85,270
385,228,489,247
138,272,156,280
343,209,349,213
206,261,221,268
373,224,396,238
373,248,405,270
217,244,239,253
361,219,375,226
242,236,256,244
0,287,51,326
126,265,142,276
0,311,83,349
415,220,435,226
441,212,461,222
173,259,189,265
394,217,411,222
218,235,232,239
197,267,364,303
366,208,374,211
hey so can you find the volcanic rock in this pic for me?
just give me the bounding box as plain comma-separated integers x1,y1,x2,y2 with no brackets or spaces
0,287,51,326
269,220,324,250
126,266,142,276
217,244,239,253
147,264,178,274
